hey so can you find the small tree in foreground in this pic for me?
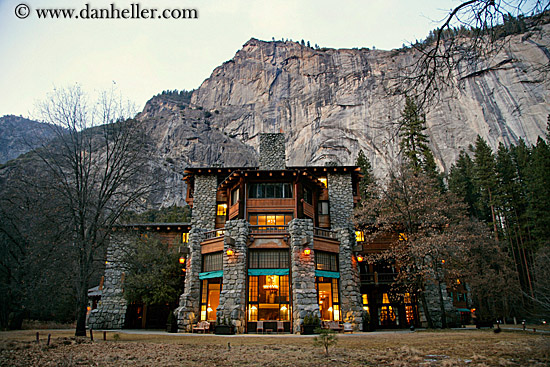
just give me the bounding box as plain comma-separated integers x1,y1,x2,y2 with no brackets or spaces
313,328,338,356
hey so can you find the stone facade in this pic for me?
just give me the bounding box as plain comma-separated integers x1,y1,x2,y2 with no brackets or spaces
175,227,204,332
259,133,286,170
87,231,130,329
327,173,354,229
218,220,249,333
336,227,363,330
419,277,455,328
288,219,319,333
192,175,218,230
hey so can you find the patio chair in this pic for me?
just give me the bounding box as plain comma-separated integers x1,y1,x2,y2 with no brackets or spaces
343,322,353,333
257,321,264,334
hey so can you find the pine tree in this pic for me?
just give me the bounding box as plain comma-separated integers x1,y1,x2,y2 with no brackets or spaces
355,150,376,201
473,136,499,238
399,96,442,188
448,150,479,217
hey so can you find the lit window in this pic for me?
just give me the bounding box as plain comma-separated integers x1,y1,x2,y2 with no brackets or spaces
318,177,327,188
217,203,227,216
399,233,407,241
355,231,365,242
182,233,189,243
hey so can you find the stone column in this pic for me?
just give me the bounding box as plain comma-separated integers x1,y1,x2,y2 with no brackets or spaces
419,275,454,328
175,227,204,332
192,175,218,230
327,173,354,229
87,231,131,330
337,227,363,330
218,219,249,334
288,218,319,334
259,133,286,170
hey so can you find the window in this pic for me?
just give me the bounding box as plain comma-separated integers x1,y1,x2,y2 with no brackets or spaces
217,203,227,216
316,277,340,321
315,251,338,272
249,183,293,199
249,250,289,269
355,231,365,242
248,275,290,321
303,186,313,204
249,214,293,226
318,177,327,188
200,278,221,321
203,252,223,272
182,232,189,243
318,201,329,215
362,294,369,312
231,188,239,206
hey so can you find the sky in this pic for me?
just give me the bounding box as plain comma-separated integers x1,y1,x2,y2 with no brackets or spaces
0,0,474,119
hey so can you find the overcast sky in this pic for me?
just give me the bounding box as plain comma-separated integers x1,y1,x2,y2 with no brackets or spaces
0,0,477,118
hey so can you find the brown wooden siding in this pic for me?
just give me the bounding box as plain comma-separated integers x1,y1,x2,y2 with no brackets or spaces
313,237,339,253
303,202,314,219
201,237,224,254
228,202,239,220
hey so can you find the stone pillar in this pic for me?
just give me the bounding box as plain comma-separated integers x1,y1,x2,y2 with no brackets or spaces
87,231,130,330
337,227,363,330
327,173,354,229
259,133,286,170
175,227,204,332
289,218,319,334
192,175,218,230
218,219,249,333
419,277,454,328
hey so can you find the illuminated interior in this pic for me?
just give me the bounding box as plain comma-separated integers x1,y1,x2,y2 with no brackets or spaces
248,275,290,321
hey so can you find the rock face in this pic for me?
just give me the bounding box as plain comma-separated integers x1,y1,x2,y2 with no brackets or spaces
0,115,59,164
178,26,549,177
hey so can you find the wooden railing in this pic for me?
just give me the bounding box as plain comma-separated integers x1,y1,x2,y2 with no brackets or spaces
204,229,225,240
249,225,288,234
313,227,337,240
360,272,397,285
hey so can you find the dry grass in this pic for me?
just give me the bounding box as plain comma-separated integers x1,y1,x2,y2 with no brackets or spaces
0,329,548,366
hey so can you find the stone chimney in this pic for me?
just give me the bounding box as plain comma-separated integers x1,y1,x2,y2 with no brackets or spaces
259,133,286,170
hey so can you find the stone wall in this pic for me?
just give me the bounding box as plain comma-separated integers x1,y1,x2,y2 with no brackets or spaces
259,133,286,170
192,175,218,230
175,227,204,332
288,219,319,334
218,220,249,333
419,278,455,328
87,231,130,330
336,227,363,330
327,173,354,229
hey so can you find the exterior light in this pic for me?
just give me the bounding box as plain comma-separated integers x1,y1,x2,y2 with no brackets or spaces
304,247,311,256
357,255,364,262
179,256,186,264
227,248,234,256
441,259,445,264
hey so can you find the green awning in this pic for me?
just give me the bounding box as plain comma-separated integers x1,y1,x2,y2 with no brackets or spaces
457,308,471,312
315,270,340,279
248,268,289,276
199,270,223,279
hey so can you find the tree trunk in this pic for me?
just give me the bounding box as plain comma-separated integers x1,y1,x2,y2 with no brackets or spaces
75,286,88,336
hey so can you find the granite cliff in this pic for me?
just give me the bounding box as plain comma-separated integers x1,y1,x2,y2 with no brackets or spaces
140,24,549,185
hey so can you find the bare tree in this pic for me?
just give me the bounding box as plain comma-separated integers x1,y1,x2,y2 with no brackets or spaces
34,85,156,336
396,0,550,109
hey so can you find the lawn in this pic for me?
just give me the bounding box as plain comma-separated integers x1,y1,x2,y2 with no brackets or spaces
0,328,548,366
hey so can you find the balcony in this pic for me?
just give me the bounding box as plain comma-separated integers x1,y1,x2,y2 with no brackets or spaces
313,227,339,253
360,272,397,285
201,229,225,254
249,225,288,235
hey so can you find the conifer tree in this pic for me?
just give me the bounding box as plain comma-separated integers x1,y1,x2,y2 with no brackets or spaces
473,136,499,238
448,150,479,218
399,96,442,188
355,149,376,201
